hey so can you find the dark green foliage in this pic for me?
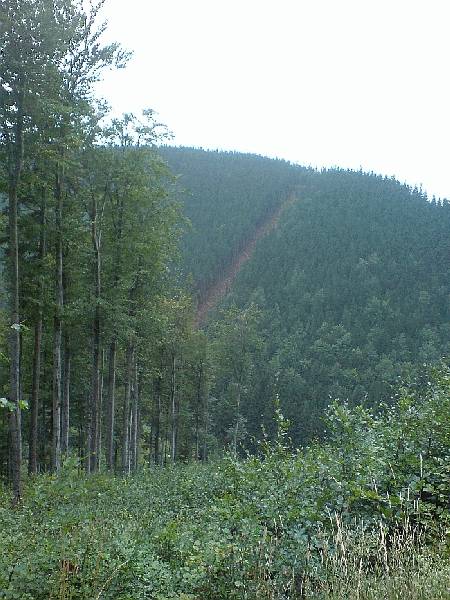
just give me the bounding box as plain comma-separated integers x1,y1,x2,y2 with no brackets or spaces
159,146,306,298
227,171,450,443
166,149,450,445
1,364,448,599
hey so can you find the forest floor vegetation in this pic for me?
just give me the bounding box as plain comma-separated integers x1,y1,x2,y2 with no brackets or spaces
1,364,449,599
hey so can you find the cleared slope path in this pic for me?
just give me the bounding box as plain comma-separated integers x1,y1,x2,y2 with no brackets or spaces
195,194,297,327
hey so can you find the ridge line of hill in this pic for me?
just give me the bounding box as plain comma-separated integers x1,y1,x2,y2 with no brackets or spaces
195,194,298,327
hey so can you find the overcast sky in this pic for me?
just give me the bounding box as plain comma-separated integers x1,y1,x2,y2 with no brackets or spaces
97,0,450,199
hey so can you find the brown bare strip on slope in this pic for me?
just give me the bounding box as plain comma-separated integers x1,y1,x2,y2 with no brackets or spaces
195,195,297,327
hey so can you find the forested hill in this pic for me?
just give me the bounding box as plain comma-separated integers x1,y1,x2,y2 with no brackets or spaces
2,4,449,595
159,146,306,296
161,148,450,444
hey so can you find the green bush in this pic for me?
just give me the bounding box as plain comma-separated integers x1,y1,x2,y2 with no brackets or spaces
1,364,448,599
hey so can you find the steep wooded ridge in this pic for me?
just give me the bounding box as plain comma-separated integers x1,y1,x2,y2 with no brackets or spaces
159,146,305,298
194,194,298,326
162,147,450,445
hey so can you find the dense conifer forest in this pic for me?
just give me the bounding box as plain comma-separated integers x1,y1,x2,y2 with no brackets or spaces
0,1,449,598
162,147,450,446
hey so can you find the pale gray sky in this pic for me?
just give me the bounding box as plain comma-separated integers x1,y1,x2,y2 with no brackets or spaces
97,0,450,199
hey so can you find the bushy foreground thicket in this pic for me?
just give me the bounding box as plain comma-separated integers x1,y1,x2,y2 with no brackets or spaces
1,364,449,599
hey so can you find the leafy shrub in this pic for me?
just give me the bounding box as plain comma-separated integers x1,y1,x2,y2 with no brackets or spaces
0,364,448,599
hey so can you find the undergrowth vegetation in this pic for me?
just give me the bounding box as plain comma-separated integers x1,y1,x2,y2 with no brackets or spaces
1,364,449,599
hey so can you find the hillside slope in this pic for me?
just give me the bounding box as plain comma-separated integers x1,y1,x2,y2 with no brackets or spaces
195,194,298,326
163,148,450,444
159,146,306,297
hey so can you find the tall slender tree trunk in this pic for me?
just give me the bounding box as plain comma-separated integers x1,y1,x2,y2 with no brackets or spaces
39,390,47,472
60,257,70,457
203,395,209,462
105,193,124,470
136,407,141,468
164,418,169,467
130,360,139,472
29,194,46,475
7,90,24,504
122,345,134,474
96,348,104,470
233,383,241,457
105,339,116,470
61,342,70,456
89,192,101,472
52,165,64,472
89,294,101,472
85,391,91,474
170,352,177,463
8,184,22,503
195,374,203,461
152,374,161,465
29,319,42,475
162,402,169,466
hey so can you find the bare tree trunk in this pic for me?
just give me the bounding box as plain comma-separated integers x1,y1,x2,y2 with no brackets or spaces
29,319,42,475
96,348,104,470
203,395,209,462
78,412,84,469
61,342,70,456
29,194,46,475
89,192,101,473
105,192,123,470
52,165,64,472
7,91,24,503
195,368,203,461
152,375,161,465
85,391,91,474
136,407,141,468
61,259,70,458
127,413,132,474
164,403,170,466
89,304,101,472
170,352,177,463
105,339,116,470
130,360,139,471
233,384,241,457
8,184,22,504
52,318,62,472
122,345,133,474
39,390,47,472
